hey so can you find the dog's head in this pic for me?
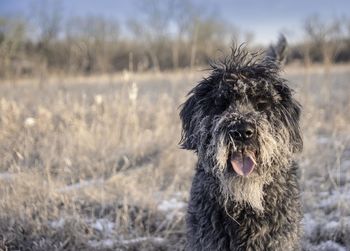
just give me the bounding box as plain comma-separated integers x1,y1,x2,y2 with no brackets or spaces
180,36,302,211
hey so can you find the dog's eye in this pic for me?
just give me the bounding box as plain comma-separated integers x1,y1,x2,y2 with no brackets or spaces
256,101,270,111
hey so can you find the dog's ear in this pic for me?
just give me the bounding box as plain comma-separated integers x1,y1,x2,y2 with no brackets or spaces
179,93,199,150
284,98,303,153
275,83,303,153
179,78,214,151
266,35,288,65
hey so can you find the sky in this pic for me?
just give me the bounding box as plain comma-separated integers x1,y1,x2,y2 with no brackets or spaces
0,0,349,45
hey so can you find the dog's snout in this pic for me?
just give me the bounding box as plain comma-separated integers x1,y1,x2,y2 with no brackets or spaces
229,123,255,141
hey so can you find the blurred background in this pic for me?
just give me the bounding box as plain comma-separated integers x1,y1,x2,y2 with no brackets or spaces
1,0,350,76
0,1,350,250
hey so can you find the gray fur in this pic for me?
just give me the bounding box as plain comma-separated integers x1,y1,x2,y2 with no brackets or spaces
180,37,302,251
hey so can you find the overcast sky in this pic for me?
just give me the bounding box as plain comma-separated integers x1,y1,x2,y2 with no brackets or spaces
1,0,349,45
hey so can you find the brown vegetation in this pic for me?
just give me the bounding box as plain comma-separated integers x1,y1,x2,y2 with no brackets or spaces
0,66,350,250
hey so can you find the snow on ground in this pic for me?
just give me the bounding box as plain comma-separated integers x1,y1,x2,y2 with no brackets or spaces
49,217,116,236
158,195,186,222
88,237,166,249
0,172,14,181
49,218,65,229
57,179,104,193
90,218,115,233
303,240,347,251
301,148,350,250
158,198,186,212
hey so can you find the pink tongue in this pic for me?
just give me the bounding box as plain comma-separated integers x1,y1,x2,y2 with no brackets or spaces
231,153,255,176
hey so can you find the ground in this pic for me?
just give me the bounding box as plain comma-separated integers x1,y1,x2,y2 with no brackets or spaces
0,66,350,250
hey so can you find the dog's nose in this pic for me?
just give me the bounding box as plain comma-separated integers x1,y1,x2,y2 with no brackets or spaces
229,123,255,141
244,126,255,139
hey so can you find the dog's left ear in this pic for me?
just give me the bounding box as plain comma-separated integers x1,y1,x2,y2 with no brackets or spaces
266,35,288,66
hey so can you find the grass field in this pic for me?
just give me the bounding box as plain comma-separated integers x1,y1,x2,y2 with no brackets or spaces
0,66,350,250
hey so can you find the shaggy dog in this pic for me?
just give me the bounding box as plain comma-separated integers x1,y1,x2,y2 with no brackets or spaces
180,36,302,251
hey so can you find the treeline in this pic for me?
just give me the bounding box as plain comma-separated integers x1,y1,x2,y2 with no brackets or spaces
1,0,350,78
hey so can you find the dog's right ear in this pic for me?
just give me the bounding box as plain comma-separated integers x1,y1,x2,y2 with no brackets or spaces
179,75,224,150
179,93,199,151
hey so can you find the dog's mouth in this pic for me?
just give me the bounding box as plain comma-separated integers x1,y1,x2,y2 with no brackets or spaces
230,150,257,177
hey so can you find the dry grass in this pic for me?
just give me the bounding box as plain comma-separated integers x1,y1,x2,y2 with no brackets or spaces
0,66,350,250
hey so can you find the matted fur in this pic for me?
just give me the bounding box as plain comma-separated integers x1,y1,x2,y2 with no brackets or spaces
180,36,303,251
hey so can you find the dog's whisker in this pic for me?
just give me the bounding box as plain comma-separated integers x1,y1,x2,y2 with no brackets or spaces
224,199,241,226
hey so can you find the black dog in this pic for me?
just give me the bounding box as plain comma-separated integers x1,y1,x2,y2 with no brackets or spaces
180,36,302,250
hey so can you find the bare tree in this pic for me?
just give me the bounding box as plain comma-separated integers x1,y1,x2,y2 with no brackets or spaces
171,0,196,69
0,17,27,78
65,16,119,73
304,15,342,68
31,0,62,45
29,0,64,77
187,15,236,68
128,0,173,71
0,0,243,76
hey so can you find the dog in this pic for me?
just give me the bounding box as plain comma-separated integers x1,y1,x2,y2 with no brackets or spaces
180,36,302,251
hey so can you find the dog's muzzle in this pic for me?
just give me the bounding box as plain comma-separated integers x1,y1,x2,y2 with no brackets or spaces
228,122,257,176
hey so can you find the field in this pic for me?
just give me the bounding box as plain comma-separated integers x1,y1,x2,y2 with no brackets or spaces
0,66,350,251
